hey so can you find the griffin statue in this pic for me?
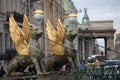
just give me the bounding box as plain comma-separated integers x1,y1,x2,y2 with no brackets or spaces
8,15,46,76
45,19,79,71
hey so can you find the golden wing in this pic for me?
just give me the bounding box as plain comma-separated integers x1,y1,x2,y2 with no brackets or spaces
46,19,65,55
46,19,57,42
22,15,30,42
9,16,29,55
56,19,65,42
55,19,65,55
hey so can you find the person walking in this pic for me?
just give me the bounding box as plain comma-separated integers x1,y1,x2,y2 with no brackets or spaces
0,66,6,77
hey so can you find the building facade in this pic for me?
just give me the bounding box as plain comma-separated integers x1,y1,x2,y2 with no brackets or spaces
115,31,120,59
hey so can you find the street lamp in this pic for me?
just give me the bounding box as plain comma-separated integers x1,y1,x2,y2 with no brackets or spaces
30,10,44,21
30,9,47,63
65,12,80,66
66,13,77,23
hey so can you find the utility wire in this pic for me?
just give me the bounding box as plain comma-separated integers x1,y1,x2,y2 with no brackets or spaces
43,36,120,54
79,37,120,53
44,37,73,50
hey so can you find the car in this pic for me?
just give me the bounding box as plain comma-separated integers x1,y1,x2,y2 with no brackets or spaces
103,60,120,66
86,55,108,67
88,54,107,63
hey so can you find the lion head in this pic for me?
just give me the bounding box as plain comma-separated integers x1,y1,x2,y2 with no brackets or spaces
64,29,77,41
29,25,43,40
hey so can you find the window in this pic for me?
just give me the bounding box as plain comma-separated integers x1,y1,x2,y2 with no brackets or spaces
5,34,8,49
0,33,2,54
0,0,4,13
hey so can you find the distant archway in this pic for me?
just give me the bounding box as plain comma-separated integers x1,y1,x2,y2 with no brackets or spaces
78,20,116,60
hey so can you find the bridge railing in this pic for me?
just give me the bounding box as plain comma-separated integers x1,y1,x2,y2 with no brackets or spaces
84,64,120,80
0,65,120,80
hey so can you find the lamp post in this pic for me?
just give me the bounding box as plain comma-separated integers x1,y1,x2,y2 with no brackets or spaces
66,13,80,66
30,9,46,60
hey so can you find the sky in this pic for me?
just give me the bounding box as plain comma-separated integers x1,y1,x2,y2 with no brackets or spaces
72,0,120,48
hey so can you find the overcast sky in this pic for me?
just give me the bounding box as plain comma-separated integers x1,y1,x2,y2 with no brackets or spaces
72,0,120,48
72,0,120,30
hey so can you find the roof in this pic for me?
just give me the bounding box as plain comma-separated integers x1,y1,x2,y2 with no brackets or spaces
79,20,113,30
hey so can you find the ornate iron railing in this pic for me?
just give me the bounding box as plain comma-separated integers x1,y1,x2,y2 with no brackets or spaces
86,65,120,80
0,65,120,80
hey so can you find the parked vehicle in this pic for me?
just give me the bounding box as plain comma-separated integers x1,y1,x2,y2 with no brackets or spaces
88,55,107,63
